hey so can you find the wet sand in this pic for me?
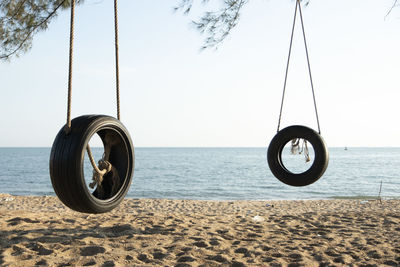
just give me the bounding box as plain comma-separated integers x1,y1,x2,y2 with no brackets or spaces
0,194,399,266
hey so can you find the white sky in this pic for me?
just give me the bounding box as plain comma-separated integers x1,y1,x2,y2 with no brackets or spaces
1,0,400,147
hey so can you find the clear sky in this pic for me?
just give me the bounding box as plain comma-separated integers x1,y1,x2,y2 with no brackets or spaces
1,0,399,147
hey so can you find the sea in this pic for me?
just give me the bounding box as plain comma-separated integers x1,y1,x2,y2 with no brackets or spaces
0,147,399,200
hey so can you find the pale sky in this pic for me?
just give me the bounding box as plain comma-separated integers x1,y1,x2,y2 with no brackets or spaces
1,0,400,147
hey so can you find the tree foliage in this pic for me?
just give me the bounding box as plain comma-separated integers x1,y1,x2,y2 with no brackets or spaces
175,0,309,50
0,0,83,60
2,0,247,59
0,0,398,60
175,0,248,49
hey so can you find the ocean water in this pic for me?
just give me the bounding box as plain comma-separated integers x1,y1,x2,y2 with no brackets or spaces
0,147,399,200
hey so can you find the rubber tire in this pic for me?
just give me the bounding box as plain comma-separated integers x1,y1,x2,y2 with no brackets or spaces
49,115,134,213
267,125,328,186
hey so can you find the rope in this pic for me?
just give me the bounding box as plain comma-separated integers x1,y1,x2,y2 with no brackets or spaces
276,0,321,134
87,144,113,189
86,144,108,176
63,0,122,178
298,0,321,134
114,0,121,120
64,0,75,134
277,0,298,133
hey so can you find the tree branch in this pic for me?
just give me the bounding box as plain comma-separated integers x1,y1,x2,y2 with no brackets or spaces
0,0,83,60
1,0,66,59
385,0,399,18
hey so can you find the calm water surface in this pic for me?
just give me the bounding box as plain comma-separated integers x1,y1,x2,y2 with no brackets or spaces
0,147,399,200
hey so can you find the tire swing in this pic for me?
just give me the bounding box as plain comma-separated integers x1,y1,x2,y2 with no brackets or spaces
49,0,134,213
267,0,328,187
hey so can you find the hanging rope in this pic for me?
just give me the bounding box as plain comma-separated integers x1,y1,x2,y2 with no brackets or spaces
114,0,121,120
276,0,321,134
64,0,75,134
64,0,122,177
277,0,297,134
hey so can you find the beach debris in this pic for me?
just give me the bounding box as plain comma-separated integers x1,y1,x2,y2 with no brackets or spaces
265,203,274,208
1,197,14,202
378,180,383,204
252,215,265,222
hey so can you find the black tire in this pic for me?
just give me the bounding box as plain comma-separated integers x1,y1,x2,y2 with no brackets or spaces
49,115,134,213
267,125,328,186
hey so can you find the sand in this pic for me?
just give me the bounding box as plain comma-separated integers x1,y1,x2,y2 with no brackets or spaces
0,194,399,266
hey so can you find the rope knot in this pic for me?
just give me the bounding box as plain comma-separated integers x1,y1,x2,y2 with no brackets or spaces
89,160,112,189
291,138,311,162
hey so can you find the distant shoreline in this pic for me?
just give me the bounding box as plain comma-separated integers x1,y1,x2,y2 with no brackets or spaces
1,192,397,201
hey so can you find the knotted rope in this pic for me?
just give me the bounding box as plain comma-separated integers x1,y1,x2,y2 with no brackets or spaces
291,138,311,162
86,144,112,189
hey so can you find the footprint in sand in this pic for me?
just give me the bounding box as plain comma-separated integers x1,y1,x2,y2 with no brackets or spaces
35,259,47,265
125,255,133,261
26,243,53,255
102,260,115,267
271,252,283,258
261,246,272,252
180,247,192,252
153,251,168,260
367,250,382,259
80,246,106,256
82,260,96,266
7,217,40,226
234,247,251,257
137,253,151,263
231,261,246,267
207,254,228,263
262,257,274,263
287,253,303,262
11,245,26,256
209,239,220,246
193,241,208,248
287,263,302,267
177,256,196,262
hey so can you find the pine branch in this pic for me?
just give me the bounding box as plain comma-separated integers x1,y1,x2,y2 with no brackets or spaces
0,0,83,60
385,0,399,18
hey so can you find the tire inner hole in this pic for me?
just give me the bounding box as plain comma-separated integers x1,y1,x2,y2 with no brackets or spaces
83,130,127,200
281,138,315,174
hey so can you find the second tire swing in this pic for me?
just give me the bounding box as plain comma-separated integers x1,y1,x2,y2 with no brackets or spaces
268,0,329,187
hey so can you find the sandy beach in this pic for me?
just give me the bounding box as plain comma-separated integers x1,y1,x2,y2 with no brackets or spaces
0,194,399,266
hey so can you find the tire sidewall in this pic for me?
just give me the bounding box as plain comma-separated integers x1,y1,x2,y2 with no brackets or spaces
267,125,328,186
50,115,134,213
